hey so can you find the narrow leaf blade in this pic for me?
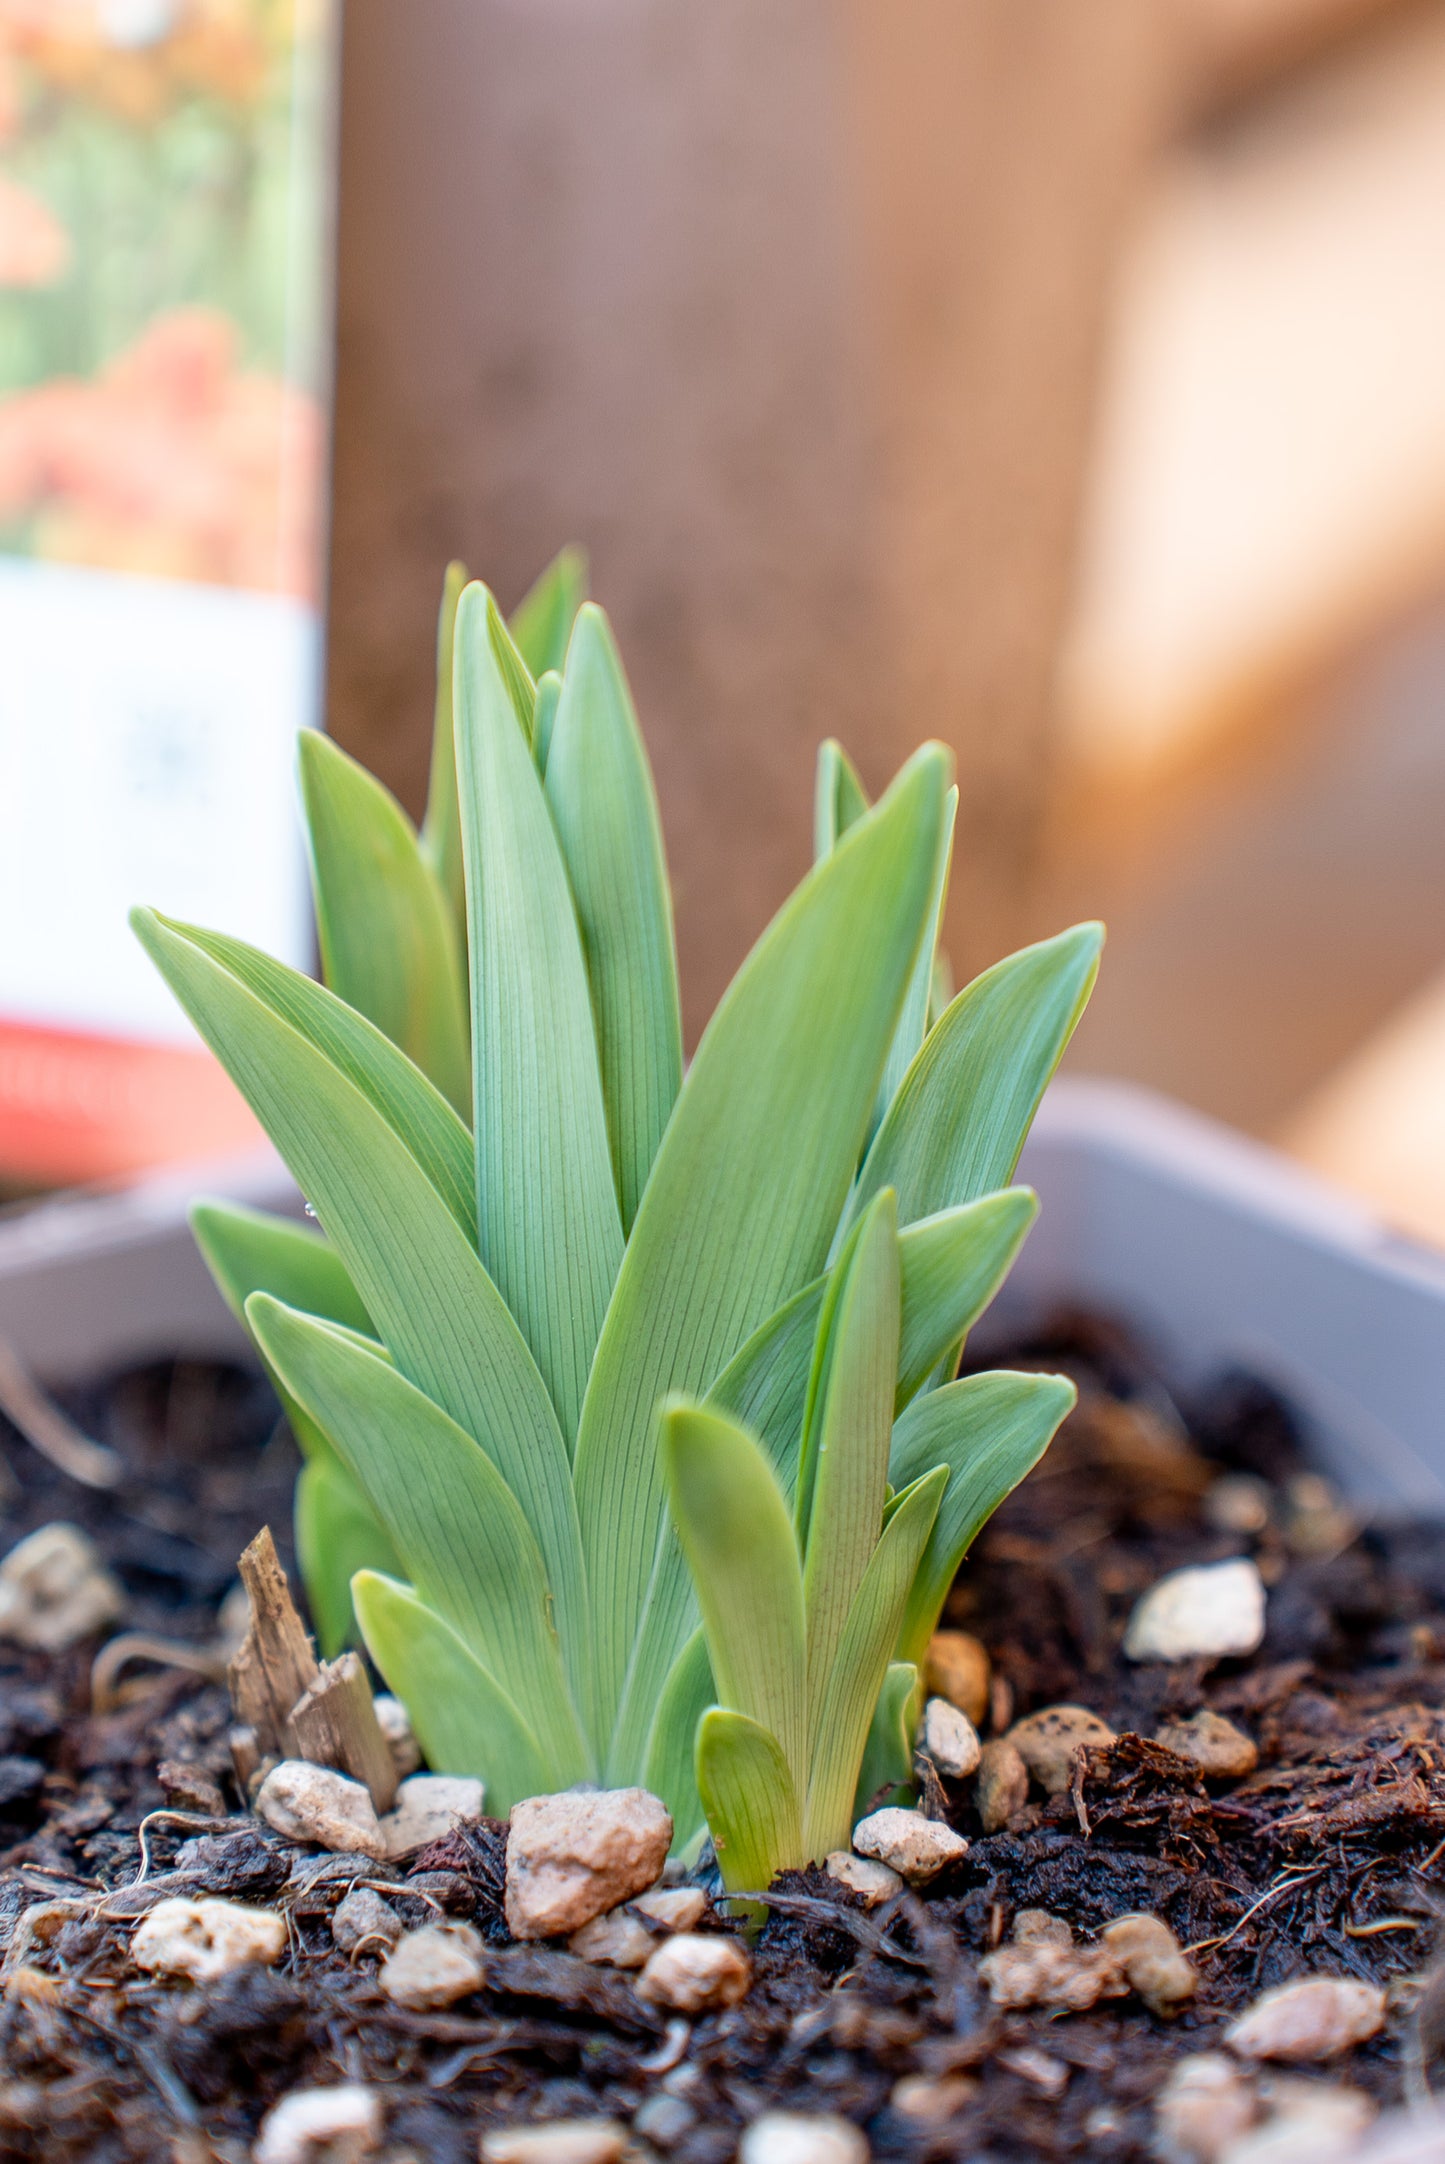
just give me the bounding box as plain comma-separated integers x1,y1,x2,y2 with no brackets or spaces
546,604,683,1232
250,1294,589,1781
421,559,470,934
643,1627,714,1853
509,545,587,680
847,922,1104,1231
894,1189,1038,1407
890,1370,1076,1665
353,1573,547,1812
661,1402,807,1788
855,1661,920,1818
295,1455,402,1659
456,583,623,1442
299,732,470,1116
803,1467,945,1858
131,910,588,1703
580,745,949,1771
696,1709,802,1898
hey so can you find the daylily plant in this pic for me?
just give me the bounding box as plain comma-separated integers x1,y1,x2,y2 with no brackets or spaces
134,555,1098,1885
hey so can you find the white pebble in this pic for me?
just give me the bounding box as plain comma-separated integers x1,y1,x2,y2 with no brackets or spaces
379,1773,484,1857
379,1921,486,2011
852,1806,967,1883
331,1885,402,1957
130,1896,285,1983
372,1694,422,1777
824,1852,903,1909
1124,1560,1266,1663
256,1761,386,1858
0,1523,123,1652
1226,1976,1386,2062
505,1787,672,1939
481,2123,626,2164
739,2111,869,2164
1154,2053,1259,2164
253,2082,382,2164
635,1932,751,2012
921,1697,981,1778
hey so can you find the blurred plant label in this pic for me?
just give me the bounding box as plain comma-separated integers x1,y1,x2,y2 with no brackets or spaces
0,0,337,1187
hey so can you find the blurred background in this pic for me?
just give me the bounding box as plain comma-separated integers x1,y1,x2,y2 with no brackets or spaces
4,0,1445,1246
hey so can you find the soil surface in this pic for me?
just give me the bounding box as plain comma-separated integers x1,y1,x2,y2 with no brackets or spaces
1,1327,1445,2160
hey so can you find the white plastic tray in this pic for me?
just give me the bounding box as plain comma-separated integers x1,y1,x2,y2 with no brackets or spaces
3,1079,1444,1512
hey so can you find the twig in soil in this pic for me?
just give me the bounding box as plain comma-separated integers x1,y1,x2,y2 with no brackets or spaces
723,1888,928,1968
129,1809,236,1887
91,1633,228,1712
635,2017,692,2074
1184,1866,1326,1956
0,1336,120,1488
1344,1917,1423,1936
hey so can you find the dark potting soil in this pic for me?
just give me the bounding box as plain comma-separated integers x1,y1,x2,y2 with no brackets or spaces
0,1330,1444,2161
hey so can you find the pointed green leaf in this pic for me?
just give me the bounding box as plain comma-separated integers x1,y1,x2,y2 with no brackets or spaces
295,1455,402,1658
353,1572,547,1812
580,745,950,1772
803,1466,945,1858
661,1402,807,1788
147,917,476,1244
422,559,470,934
697,1709,802,1898
250,1293,589,1782
813,738,869,860
890,1370,1076,1666
873,787,956,1138
894,1189,1038,1407
855,1661,920,1819
299,732,470,1117
510,545,587,680
532,669,563,776
546,605,683,1234
191,1200,372,1339
131,909,587,1695
643,1627,714,1852
455,583,624,1442
799,1194,899,1713
847,922,1103,1233
705,1189,1038,1499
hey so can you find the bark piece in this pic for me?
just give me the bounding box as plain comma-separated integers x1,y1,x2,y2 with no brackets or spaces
289,1654,398,1814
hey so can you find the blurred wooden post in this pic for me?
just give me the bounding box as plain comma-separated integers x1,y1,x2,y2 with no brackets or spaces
329,0,1175,1026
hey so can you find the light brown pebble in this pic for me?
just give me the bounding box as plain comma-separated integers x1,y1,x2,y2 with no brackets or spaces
0,1524,124,1652
504,1788,672,1940
996,2047,1069,2097
253,2082,383,2164
480,2122,626,2164
379,1922,486,2012
921,1697,981,1778
331,1886,403,1958
1220,2079,1376,2164
567,1907,655,1969
379,1773,484,1858
824,1852,903,1909
1154,2053,1260,2164
1006,1706,1116,1796
255,1761,386,1859
635,1932,751,2013
974,1739,1030,1832
890,2074,977,2123
1100,1913,1197,2015
978,1938,1128,2013
1155,1709,1259,1780
923,1631,990,1727
738,2112,870,2164
1226,1976,1386,2062
634,1886,706,1930
1013,1909,1071,1949
130,1896,285,1983
372,1694,422,1778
